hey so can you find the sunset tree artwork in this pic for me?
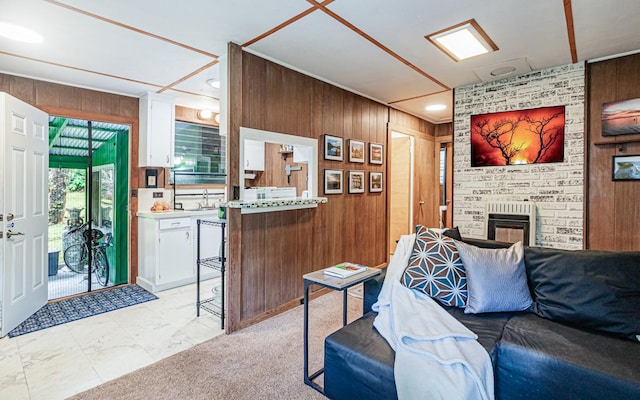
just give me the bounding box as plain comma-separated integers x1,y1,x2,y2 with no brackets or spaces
470,106,565,167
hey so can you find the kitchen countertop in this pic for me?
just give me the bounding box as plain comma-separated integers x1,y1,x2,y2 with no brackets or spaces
137,209,220,219
226,197,327,214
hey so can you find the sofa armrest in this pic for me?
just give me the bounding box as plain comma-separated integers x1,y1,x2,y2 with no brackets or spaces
363,268,387,314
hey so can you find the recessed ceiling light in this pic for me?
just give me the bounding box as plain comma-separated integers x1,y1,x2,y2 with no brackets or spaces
0,22,43,43
426,19,497,62
206,79,220,89
425,104,447,111
490,66,517,77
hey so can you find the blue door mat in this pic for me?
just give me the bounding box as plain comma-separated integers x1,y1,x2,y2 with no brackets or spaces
8,285,158,338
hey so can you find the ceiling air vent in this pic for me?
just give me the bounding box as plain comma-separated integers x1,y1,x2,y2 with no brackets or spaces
474,58,532,83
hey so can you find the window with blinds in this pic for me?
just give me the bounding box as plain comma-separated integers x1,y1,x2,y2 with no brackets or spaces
171,121,226,185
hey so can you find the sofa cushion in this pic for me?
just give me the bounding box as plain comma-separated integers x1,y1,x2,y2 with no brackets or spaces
324,309,512,400
496,313,640,400
401,226,467,307
324,313,397,400
525,247,640,341
455,241,533,314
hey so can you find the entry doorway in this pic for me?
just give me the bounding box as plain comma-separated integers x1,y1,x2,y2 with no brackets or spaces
388,128,442,255
47,117,129,300
389,131,414,254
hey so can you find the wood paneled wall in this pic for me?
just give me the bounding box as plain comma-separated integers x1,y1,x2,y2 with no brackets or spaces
587,54,640,250
227,44,436,332
0,74,141,280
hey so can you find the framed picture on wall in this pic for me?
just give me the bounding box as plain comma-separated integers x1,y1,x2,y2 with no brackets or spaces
324,169,344,194
612,154,640,181
348,170,366,194
349,139,366,163
324,135,343,161
369,143,383,164
470,105,565,167
602,98,640,136
369,172,383,192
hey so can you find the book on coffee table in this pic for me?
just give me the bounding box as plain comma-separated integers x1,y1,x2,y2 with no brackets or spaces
323,262,368,279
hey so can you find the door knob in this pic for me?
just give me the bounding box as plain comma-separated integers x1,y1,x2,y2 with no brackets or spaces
419,201,425,205
6,230,24,239
6,213,14,221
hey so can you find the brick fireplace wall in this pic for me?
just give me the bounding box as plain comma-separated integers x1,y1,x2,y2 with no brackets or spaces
453,63,585,249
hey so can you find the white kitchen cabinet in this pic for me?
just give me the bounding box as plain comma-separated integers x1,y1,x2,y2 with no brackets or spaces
137,212,218,293
139,91,175,167
158,222,193,285
138,217,193,292
244,139,265,171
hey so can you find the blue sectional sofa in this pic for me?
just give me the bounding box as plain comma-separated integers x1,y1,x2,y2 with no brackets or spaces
323,238,640,400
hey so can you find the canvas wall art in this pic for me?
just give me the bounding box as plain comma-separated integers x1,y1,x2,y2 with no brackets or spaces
601,98,640,136
470,105,565,167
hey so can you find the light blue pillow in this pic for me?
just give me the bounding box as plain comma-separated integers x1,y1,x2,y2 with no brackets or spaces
454,240,532,314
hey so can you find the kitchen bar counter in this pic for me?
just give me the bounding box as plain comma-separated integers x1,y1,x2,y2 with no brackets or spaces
227,197,327,214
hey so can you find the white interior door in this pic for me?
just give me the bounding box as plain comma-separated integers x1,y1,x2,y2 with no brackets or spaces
1,93,49,337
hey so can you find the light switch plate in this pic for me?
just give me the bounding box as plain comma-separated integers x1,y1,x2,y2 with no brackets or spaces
153,192,164,198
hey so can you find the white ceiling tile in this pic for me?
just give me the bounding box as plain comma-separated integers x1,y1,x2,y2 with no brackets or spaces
53,0,312,56
572,1,640,61
0,53,152,99
328,0,571,89
393,91,453,124
247,10,445,104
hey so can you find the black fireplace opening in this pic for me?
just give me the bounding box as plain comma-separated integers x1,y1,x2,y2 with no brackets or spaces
487,213,531,246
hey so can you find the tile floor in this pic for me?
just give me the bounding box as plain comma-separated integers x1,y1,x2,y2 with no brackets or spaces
0,279,224,400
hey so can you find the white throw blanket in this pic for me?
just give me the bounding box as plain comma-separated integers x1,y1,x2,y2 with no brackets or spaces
372,234,495,400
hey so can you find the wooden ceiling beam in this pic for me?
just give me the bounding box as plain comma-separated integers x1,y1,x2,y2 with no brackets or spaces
242,0,335,48
563,0,578,63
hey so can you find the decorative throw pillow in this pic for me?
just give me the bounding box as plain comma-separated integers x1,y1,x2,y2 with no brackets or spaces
401,226,467,307
455,240,532,314
525,247,640,342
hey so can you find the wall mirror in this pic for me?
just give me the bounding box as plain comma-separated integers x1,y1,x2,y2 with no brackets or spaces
239,127,318,201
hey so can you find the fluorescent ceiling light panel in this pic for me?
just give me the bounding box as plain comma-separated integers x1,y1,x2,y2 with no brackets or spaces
426,19,498,62
425,104,446,111
0,22,43,43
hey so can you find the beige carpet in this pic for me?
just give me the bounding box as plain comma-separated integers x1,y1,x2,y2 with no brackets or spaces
69,290,363,400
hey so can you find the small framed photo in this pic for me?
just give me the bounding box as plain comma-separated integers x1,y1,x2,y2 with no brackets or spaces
324,169,344,194
369,172,383,193
348,170,366,194
349,139,365,163
369,143,383,164
612,154,640,181
324,135,343,161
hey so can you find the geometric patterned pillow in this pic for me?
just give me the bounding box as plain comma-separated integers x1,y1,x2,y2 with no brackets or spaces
401,225,467,308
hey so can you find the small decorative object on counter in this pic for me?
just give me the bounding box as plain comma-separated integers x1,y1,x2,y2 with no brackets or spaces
151,199,171,212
